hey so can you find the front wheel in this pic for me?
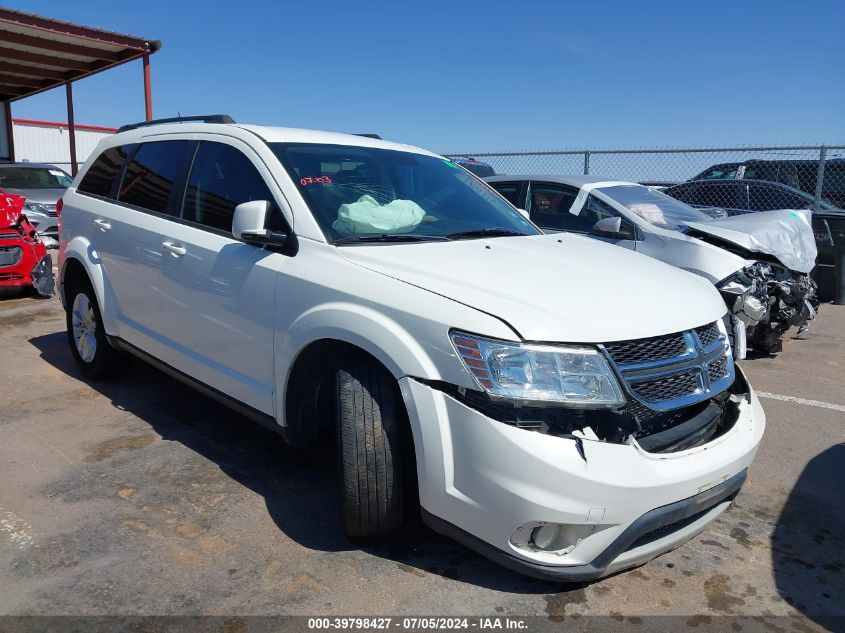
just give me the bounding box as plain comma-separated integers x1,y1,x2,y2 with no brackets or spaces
65,280,122,378
336,355,406,538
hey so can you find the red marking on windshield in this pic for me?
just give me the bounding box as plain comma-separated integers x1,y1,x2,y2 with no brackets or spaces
301,176,333,186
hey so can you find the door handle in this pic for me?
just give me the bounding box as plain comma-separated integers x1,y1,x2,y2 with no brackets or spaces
162,241,186,257
94,218,111,231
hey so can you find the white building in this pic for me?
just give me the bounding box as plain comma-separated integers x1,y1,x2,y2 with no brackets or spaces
11,118,116,172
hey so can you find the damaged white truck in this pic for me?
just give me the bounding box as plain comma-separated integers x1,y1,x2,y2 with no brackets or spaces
59,118,765,581
486,176,819,354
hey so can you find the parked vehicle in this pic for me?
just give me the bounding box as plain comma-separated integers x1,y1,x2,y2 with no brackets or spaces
663,178,845,302
486,176,818,353
0,189,54,296
451,156,496,177
0,162,73,244
688,158,845,208
58,116,765,581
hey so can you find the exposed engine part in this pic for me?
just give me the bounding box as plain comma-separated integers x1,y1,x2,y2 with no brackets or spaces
422,369,751,455
719,262,819,354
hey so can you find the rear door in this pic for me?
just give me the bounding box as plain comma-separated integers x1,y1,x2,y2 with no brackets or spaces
153,137,289,414
75,140,195,346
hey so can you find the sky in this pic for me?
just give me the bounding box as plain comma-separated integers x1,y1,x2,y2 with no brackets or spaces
9,0,845,153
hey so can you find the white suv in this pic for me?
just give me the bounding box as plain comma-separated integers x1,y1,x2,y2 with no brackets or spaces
58,116,765,581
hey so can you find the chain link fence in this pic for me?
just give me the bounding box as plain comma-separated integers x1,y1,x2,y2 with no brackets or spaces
445,145,845,213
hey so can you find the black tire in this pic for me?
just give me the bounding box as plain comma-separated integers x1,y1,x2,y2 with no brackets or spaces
65,277,122,378
336,355,405,538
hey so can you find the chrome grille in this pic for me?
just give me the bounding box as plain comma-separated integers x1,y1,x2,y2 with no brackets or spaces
604,332,687,365
707,356,729,383
695,322,721,347
632,370,700,403
603,320,734,412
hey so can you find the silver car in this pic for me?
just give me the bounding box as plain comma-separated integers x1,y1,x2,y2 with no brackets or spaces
486,175,819,354
0,162,73,242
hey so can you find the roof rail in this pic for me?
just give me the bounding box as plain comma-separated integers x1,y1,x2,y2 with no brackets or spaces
355,133,382,139
117,114,236,133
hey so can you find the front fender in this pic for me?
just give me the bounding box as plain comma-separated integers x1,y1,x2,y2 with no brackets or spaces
276,298,498,430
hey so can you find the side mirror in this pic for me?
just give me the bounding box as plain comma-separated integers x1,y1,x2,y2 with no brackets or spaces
592,216,622,234
592,216,637,240
516,208,530,220
232,200,287,247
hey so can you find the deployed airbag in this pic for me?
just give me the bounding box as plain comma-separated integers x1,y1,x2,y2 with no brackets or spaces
333,195,425,236
685,209,817,274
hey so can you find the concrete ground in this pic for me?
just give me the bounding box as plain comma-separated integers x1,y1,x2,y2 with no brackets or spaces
0,289,842,629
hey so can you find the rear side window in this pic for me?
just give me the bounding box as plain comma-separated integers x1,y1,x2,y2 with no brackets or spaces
78,145,134,198
182,142,282,232
489,182,523,207
118,141,193,214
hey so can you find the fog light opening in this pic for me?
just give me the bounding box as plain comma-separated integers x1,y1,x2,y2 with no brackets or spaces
511,522,601,556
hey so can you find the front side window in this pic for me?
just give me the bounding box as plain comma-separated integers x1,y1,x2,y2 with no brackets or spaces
271,143,537,243
183,142,283,232
118,141,193,214
527,184,590,232
0,166,73,190
599,185,715,230
748,185,812,211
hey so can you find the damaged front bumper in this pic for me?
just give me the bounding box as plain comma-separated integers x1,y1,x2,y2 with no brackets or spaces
400,364,765,581
719,261,818,353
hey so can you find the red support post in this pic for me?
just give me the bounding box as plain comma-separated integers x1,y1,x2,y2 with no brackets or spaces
65,81,78,176
143,53,152,121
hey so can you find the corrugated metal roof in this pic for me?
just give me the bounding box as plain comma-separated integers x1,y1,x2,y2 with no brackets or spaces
0,7,160,102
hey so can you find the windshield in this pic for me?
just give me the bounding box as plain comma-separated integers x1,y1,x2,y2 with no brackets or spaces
270,143,537,243
599,185,715,230
0,166,72,190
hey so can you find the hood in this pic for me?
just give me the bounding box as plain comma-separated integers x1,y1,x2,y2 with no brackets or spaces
685,209,817,274
2,188,64,205
339,233,727,343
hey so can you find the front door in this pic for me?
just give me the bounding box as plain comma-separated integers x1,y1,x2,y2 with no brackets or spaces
154,139,288,415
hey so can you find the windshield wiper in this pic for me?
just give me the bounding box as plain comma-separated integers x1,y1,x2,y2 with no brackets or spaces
445,227,527,240
334,234,450,245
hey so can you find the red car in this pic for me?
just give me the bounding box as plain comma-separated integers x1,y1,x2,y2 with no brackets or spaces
0,189,54,296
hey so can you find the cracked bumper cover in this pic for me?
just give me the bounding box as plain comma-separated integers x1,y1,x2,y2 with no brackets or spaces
400,365,765,581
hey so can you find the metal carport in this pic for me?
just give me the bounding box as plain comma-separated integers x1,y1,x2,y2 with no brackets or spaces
0,7,160,174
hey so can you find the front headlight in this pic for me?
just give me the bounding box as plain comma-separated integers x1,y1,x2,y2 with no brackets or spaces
24,202,48,215
450,331,625,407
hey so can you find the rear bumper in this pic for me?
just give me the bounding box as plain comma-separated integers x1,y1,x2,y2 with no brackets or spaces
422,469,746,582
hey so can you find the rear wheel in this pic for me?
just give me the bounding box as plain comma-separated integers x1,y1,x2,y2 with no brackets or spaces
65,279,122,378
336,355,406,538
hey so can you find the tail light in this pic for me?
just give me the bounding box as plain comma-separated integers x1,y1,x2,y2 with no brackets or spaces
56,198,63,216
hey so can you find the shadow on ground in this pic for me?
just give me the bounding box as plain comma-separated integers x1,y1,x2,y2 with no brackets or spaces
29,331,583,596
772,443,845,629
